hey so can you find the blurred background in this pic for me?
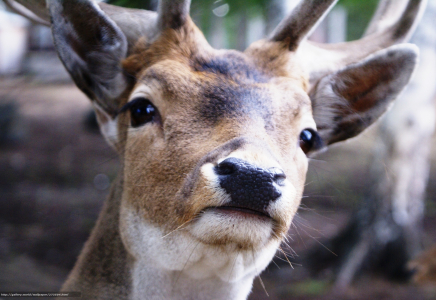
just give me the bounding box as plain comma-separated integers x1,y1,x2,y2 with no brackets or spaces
0,0,435,299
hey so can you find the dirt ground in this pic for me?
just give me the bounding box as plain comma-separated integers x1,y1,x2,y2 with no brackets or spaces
0,78,435,299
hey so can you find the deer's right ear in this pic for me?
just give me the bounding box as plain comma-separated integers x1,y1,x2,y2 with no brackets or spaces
48,0,128,117
310,44,418,147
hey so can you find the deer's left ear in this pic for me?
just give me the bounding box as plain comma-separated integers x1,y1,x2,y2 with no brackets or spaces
48,0,128,116
310,44,418,146
48,0,130,150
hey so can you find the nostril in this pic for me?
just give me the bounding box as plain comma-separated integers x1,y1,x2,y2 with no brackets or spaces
215,158,240,175
273,174,286,186
270,167,286,186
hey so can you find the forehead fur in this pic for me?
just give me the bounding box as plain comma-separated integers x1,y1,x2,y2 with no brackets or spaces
122,18,308,91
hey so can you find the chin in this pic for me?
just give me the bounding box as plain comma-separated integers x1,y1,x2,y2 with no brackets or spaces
189,206,277,251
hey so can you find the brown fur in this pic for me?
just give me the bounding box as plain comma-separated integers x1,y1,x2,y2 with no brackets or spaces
61,172,132,299
409,245,436,285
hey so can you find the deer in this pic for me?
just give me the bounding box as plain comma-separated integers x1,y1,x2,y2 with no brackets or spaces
4,0,426,299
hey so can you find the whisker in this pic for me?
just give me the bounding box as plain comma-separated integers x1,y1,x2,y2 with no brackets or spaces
281,241,298,258
258,274,269,297
161,218,194,239
290,222,306,248
293,219,324,236
174,241,201,286
310,237,338,257
295,224,338,257
251,249,269,297
274,255,290,264
271,257,281,269
227,252,239,283
278,246,294,269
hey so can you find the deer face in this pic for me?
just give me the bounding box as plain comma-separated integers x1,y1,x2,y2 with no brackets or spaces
112,27,322,281
30,0,422,285
118,26,316,254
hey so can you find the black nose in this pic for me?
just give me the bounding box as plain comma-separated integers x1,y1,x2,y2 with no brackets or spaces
214,157,285,214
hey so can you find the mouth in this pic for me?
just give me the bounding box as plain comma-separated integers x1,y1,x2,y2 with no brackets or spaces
206,206,272,220
189,205,276,249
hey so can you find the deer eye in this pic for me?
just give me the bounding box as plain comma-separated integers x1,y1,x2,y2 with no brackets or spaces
120,98,157,128
299,129,322,153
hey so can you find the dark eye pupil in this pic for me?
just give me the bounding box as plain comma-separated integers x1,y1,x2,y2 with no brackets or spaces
130,99,156,127
300,129,316,153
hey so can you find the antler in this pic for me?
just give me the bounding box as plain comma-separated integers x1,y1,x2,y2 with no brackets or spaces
100,0,191,45
5,0,191,48
270,0,426,86
3,0,49,26
97,3,158,49
269,0,338,51
157,0,191,31
363,0,409,36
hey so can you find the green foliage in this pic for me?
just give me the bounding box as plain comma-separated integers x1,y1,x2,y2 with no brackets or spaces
338,0,379,40
106,0,269,18
280,279,329,297
106,0,153,9
106,0,379,43
192,0,268,45
107,0,269,12
107,0,269,48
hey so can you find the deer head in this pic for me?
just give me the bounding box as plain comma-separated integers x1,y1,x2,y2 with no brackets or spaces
7,0,425,298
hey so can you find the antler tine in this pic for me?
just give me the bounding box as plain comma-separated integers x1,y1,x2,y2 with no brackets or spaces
364,0,425,41
300,0,426,86
363,0,409,36
6,0,192,50
156,0,191,31
4,0,50,26
98,3,157,48
269,0,338,51
5,0,159,50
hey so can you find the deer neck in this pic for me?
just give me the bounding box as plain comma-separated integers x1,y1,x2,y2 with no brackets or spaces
60,171,132,298
130,260,254,300
61,170,264,300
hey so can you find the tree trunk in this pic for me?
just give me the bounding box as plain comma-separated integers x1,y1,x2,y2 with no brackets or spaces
306,1,436,289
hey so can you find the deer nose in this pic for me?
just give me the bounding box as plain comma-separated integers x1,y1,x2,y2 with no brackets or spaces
214,158,285,213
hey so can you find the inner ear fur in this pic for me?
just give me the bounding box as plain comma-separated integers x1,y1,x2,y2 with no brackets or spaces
310,44,418,146
48,0,128,117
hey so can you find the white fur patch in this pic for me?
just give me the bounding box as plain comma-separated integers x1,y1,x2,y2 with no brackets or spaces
92,102,119,149
120,205,279,300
